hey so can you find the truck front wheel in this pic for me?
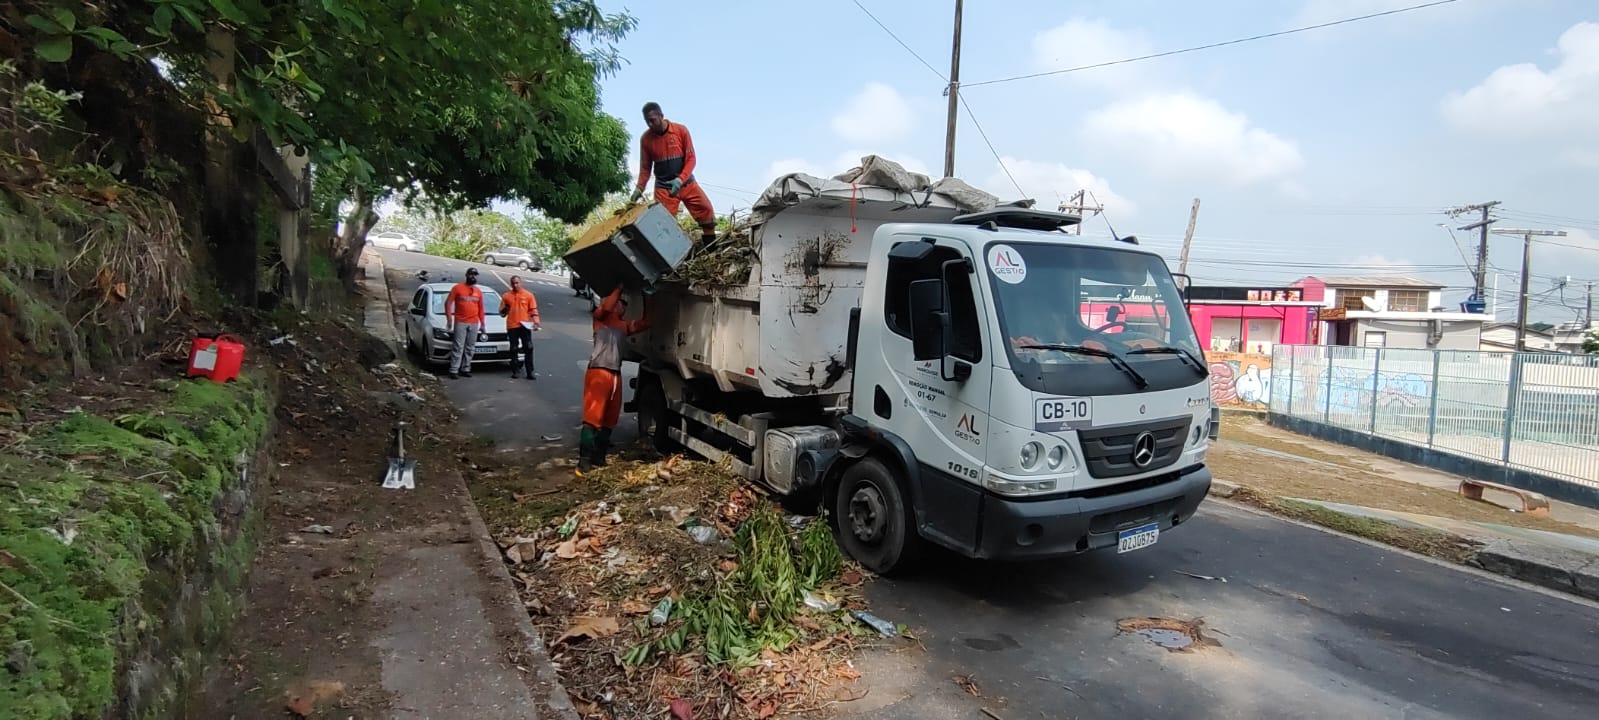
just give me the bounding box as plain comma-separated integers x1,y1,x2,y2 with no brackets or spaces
832,458,922,575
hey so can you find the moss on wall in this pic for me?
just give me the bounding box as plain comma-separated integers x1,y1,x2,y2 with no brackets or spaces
0,374,275,719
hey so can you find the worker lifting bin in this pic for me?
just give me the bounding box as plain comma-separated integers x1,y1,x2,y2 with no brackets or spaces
562,203,693,296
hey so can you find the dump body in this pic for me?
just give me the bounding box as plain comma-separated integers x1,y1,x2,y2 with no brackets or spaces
625,178,982,404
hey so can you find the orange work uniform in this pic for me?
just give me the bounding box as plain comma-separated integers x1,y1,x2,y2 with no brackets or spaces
500,288,539,329
580,289,652,471
444,283,485,324
636,120,717,237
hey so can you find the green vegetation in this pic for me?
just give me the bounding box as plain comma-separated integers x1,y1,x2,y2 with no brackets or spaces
623,505,847,668
0,376,274,719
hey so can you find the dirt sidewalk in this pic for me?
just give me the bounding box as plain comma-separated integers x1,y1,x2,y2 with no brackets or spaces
1210,414,1599,600
197,252,574,719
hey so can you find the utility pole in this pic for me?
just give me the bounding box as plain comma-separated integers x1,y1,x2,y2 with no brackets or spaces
1178,198,1202,275
1448,201,1500,305
1586,281,1594,329
1056,189,1103,235
942,0,963,179
1493,227,1567,351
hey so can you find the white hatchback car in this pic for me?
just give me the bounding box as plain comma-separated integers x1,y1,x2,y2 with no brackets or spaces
403,282,512,368
369,231,422,252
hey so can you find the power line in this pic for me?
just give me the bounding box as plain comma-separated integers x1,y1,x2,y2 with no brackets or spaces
956,94,1024,197
847,0,1026,187
964,0,1460,89
847,0,946,80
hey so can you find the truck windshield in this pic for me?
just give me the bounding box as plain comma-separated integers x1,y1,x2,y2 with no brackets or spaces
986,241,1206,397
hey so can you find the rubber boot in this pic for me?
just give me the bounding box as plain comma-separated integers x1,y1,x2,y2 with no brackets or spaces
593,427,613,468
577,425,596,475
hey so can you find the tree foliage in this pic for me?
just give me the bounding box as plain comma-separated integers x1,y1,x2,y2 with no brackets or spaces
11,0,636,226
1584,329,1598,355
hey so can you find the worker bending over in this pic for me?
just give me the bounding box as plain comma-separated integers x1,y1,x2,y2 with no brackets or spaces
630,101,718,244
579,288,652,473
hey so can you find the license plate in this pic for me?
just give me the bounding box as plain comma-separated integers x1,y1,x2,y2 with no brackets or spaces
1116,523,1160,554
1035,396,1092,432
475,344,497,353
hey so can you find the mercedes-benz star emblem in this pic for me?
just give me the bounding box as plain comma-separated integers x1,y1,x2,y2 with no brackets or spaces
1131,431,1157,468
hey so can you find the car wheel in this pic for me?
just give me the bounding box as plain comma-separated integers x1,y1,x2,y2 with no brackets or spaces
517,260,529,270
832,458,923,576
485,256,496,266
400,244,412,252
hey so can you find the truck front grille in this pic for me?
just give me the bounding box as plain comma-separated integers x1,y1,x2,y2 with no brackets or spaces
1077,417,1191,479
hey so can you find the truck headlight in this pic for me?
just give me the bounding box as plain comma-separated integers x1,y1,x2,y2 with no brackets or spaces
1046,444,1069,469
1020,441,1042,470
984,475,1057,496
1190,425,1206,447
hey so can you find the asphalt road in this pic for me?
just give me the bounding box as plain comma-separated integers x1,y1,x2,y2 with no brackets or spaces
374,247,1599,719
376,247,637,450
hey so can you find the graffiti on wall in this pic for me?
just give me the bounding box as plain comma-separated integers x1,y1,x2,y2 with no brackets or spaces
1281,364,1432,416
1206,351,1273,410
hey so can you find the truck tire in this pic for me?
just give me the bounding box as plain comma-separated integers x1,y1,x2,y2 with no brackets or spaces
635,375,677,452
832,458,923,575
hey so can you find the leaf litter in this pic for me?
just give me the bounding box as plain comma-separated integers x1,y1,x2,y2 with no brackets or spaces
489,454,895,719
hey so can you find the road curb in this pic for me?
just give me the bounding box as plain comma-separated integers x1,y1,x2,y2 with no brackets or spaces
1206,480,1599,602
459,482,583,720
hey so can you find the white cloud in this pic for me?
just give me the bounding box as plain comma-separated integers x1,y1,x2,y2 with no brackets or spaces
988,157,1137,215
767,158,824,178
1083,91,1304,188
1443,22,1599,140
830,83,915,145
1031,18,1153,90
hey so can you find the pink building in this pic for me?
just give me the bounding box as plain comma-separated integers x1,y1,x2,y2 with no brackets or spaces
1184,286,1321,355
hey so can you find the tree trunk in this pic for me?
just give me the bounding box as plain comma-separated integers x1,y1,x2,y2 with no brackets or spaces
201,26,259,306
333,188,379,287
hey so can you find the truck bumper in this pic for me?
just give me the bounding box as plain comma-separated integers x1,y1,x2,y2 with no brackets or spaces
927,464,1212,561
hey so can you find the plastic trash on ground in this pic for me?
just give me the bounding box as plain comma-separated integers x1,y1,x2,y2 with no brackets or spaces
850,610,898,638
649,597,674,626
803,590,840,613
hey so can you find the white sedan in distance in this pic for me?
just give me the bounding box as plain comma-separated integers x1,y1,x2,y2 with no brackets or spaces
369,231,422,252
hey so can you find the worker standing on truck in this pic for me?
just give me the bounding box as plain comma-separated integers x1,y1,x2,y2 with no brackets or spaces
579,288,652,474
629,101,718,245
499,275,541,380
444,268,485,379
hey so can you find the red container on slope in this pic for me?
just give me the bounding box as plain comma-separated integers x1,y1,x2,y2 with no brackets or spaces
187,333,245,383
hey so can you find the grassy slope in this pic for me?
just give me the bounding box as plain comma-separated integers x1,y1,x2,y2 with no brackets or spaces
0,375,273,719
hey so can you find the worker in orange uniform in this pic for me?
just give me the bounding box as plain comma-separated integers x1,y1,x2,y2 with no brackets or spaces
444,267,486,379
579,288,652,474
498,275,541,379
629,101,718,244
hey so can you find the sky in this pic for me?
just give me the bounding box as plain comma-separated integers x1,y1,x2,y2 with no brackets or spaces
590,0,1599,325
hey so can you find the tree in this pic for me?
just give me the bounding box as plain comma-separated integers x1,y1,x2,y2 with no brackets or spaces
1584,329,1598,354
14,0,637,285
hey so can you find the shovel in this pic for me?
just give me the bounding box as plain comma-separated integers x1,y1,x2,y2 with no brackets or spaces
382,422,417,489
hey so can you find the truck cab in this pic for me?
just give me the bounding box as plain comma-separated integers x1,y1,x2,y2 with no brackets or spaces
830,208,1214,571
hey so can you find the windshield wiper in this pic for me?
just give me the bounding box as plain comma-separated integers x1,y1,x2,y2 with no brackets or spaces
1127,345,1207,374
1016,344,1148,388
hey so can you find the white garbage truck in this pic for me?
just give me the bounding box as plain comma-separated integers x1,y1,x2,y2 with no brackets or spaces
621,158,1218,574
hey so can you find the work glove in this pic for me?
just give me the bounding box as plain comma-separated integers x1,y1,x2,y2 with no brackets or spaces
629,188,643,204
666,178,684,197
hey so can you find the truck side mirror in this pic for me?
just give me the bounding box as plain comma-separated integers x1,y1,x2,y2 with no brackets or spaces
1171,273,1193,307
907,278,947,362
